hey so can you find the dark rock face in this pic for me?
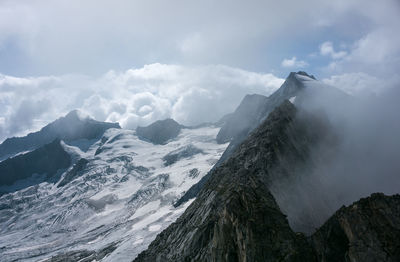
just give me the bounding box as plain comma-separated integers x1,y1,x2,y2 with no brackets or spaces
175,71,313,207
0,110,120,160
0,139,71,192
136,119,182,145
57,158,89,187
134,101,322,262
216,94,269,144
162,145,203,166
134,101,400,262
311,193,400,262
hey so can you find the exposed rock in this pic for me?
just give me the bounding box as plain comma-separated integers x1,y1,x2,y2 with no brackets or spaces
136,118,183,145
0,139,71,192
57,158,89,187
134,101,322,262
175,71,317,207
216,94,269,144
311,193,400,262
0,110,120,160
163,145,203,166
44,242,119,262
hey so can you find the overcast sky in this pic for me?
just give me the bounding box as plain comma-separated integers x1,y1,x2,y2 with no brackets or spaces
1,0,399,141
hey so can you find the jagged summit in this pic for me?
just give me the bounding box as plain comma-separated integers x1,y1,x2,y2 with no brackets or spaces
293,71,316,80
175,72,324,207
0,110,120,160
136,118,183,145
269,71,315,101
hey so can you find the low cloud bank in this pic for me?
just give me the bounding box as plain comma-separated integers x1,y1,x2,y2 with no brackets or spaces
0,64,284,142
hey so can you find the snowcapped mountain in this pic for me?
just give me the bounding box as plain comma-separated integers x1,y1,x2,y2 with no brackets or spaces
0,114,227,261
2,71,397,262
0,110,120,161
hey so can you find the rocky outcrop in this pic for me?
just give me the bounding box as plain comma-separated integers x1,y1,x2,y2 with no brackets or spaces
57,158,89,187
0,110,120,160
175,71,318,207
216,94,269,144
136,119,183,145
311,193,400,262
134,101,325,262
0,139,71,193
163,145,203,166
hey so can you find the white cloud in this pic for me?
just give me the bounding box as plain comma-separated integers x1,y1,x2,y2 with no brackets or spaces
281,57,308,68
323,72,399,96
0,64,284,142
319,41,347,59
2,0,399,76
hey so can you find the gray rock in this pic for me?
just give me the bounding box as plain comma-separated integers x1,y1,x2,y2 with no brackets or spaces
311,193,400,262
134,101,320,262
136,118,182,145
0,139,71,193
162,145,203,166
175,71,315,207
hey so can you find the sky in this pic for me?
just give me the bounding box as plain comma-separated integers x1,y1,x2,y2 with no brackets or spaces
0,0,399,141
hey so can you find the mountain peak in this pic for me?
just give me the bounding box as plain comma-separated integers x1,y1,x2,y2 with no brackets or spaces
136,118,183,145
0,110,120,160
63,109,90,122
290,71,316,80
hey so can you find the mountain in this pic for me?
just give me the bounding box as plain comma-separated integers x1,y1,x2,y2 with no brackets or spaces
136,118,183,145
216,94,269,144
175,71,346,207
134,101,400,262
0,119,227,261
0,110,120,160
0,139,71,195
311,193,400,262
134,101,323,261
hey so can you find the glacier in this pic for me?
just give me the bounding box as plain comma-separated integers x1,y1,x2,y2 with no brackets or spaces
0,125,227,261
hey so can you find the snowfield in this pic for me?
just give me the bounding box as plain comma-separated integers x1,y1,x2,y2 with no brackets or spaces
0,126,227,261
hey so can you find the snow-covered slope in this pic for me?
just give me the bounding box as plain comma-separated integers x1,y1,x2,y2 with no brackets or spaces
0,125,228,261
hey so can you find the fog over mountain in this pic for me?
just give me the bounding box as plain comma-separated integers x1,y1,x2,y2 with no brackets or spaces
270,76,400,233
1,0,400,261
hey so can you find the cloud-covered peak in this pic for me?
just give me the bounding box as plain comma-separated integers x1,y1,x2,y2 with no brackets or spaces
0,64,284,142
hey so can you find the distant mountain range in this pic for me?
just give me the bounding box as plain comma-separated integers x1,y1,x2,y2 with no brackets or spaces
0,110,120,161
0,71,399,262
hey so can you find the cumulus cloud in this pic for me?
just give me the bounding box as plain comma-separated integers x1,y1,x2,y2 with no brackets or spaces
319,41,347,59
0,64,284,142
317,1,400,78
281,57,308,68
323,72,399,96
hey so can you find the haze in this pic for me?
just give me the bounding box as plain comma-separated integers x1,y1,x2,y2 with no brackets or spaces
1,0,399,142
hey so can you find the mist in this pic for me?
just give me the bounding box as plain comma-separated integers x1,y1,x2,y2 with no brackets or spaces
270,84,400,234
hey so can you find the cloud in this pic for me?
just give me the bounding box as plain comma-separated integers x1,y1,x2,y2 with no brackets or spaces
319,41,347,59
1,0,399,76
323,72,399,96
0,64,284,142
281,57,308,68
316,1,400,78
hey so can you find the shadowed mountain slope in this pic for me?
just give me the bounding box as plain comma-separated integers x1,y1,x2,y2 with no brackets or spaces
0,110,120,160
0,139,71,194
136,118,183,145
175,71,333,207
134,101,324,261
